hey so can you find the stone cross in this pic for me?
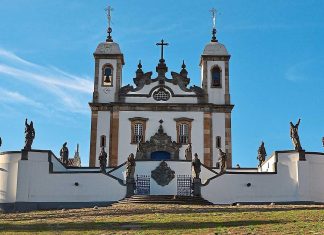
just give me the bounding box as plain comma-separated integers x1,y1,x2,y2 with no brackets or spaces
105,5,113,42
156,39,169,61
105,5,113,28
210,8,217,29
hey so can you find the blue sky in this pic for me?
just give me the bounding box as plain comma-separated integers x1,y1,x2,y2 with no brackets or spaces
0,0,323,167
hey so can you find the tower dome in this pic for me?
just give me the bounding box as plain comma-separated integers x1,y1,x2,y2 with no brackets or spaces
94,41,122,55
202,41,229,56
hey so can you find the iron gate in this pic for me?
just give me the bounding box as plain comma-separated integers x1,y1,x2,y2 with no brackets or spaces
136,175,150,195
177,175,192,196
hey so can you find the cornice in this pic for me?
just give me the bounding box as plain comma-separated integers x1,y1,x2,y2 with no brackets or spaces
89,102,234,113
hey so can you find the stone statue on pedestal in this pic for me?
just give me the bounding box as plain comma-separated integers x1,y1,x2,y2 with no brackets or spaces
192,153,201,179
185,143,192,160
98,146,108,173
191,153,202,197
60,142,69,165
24,119,35,151
257,141,267,167
290,119,302,151
135,142,144,160
218,148,227,173
126,153,136,197
126,153,136,178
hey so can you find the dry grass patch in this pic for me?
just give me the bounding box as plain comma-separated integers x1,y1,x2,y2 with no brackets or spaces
0,204,323,234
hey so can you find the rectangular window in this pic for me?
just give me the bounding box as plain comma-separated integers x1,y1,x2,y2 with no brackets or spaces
179,123,189,144
175,118,193,145
129,117,148,144
100,135,106,147
216,136,221,148
133,123,143,143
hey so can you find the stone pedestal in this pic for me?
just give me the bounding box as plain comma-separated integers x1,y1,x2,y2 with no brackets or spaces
126,177,136,198
192,178,201,197
21,150,28,160
298,150,306,161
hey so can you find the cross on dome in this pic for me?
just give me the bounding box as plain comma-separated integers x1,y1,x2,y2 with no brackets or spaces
210,8,218,42
210,8,217,29
105,5,113,42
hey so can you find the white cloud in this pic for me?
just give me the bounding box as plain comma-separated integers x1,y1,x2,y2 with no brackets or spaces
0,48,92,114
0,87,43,108
285,60,324,82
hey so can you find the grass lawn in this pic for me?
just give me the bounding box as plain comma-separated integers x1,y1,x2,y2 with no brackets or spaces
0,203,323,234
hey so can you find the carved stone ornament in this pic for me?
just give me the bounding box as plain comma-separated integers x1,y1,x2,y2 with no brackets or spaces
153,87,170,101
151,161,175,186
136,121,182,160
119,56,205,99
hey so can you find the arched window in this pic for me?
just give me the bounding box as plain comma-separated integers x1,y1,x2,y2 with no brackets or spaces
211,66,221,87
102,64,113,86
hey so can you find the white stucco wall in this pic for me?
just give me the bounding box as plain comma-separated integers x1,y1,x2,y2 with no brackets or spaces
212,113,225,166
95,111,111,166
201,152,306,204
14,152,125,203
0,153,20,203
260,153,277,172
117,111,204,164
2,150,324,205
305,154,324,202
98,59,118,103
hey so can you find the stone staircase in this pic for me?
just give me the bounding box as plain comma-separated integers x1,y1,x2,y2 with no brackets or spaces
116,195,213,205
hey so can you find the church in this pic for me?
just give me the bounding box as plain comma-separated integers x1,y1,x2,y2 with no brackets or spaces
89,9,233,169
0,8,323,212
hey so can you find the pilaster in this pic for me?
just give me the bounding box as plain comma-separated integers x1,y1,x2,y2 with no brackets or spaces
225,112,232,168
224,60,230,105
109,109,119,167
93,59,99,103
89,110,98,167
204,112,213,167
114,59,122,102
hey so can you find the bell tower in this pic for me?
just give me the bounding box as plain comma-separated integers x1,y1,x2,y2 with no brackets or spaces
200,8,233,168
92,6,124,104
89,6,124,167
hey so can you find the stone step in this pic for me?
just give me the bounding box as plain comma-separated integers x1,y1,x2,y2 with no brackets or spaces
116,195,213,205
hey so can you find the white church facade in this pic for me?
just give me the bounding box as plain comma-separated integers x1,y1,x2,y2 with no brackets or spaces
0,9,324,212
88,34,233,169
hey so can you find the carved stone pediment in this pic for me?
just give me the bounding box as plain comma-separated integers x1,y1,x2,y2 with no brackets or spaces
119,60,205,98
151,161,175,186
136,122,182,160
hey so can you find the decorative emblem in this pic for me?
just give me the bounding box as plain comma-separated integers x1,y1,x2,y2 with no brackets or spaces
151,161,175,186
104,88,111,94
136,120,182,160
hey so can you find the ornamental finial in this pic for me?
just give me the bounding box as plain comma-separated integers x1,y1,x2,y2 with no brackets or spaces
210,8,218,42
138,60,142,69
105,5,113,42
